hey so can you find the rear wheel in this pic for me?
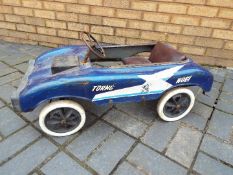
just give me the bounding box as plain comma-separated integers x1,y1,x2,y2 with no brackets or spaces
39,100,86,136
157,88,195,121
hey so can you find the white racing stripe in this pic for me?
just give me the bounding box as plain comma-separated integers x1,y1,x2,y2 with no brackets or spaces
93,65,184,101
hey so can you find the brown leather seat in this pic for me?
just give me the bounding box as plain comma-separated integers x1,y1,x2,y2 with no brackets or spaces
122,56,151,65
149,42,186,63
122,42,186,65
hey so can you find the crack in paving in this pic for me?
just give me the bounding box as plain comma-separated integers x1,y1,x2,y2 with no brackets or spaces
187,72,227,175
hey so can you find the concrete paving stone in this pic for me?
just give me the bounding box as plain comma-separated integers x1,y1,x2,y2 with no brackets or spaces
193,152,233,175
0,138,57,175
219,92,233,103
0,100,4,108
2,53,34,65
16,44,38,52
207,110,233,142
14,62,28,73
87,131,135,175
0,50,8,59
216,99,233,114
103,109,148,138
127,143,187,175
142,120,179,152
222,79,233,93
209,68,226,83
212,81,222,91
41,152,91,175
27,46,51,57
83,111,100,128
166,127,202,168
67,121,114,161
226,70,233,80
191,101,213,119
113,161,144,175
115,101,155,124
197,93,216,107
0,126,41,163
8,79,21,88
204,88,220,100
0,72,22,86
80,100,111,117
0,107,26,136
180,112,208,131
22,110,40,122
201,134,233,165
0,84,16,103
0,62,16,76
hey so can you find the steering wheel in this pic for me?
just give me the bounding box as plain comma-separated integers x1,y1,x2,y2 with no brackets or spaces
81,32,106,58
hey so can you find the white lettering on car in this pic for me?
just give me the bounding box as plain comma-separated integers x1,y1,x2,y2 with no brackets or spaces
92,85,114,92
176,76,192,84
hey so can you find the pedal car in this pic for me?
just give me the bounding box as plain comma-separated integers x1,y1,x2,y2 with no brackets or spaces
11,32,213,136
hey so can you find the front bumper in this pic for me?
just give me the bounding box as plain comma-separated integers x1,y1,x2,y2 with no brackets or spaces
11,60,35,112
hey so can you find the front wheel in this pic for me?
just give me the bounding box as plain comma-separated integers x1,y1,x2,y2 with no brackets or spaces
157,88,195,121
39,100,86,137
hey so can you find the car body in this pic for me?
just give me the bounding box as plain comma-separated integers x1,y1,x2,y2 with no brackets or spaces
11,43,213,113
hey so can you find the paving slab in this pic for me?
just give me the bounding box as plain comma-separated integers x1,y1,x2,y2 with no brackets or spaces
41,152,91,175
0,100,4,108
216,99,233,114
0,138,57,175
193,152,233,175
113,161,144,175
0,126,41,163
127,144,187,175
197,93,216,107
103,109,148,138
0,107,26,136
222,79,233,93
207,110,233,142
166,127,202,168
0,84,16,103
180,112,208,130
201,134,233,165
14,62,29,73
2,53,34,65
209,68,226,83
0,62,16,76
142,120,179,152
67,121,114,161
80,100,111,117
87,131,135,175
219,91,233,103
191,101,213,119
115,101,155,124
0,72,22,86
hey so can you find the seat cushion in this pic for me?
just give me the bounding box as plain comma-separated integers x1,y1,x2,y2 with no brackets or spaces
149,42,186,63
122,56,151,65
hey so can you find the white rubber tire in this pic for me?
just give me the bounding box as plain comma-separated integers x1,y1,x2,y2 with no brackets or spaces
157,88,195,122
39,100,86,137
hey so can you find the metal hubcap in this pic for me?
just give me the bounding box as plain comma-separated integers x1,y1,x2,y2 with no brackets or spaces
45,107,81,133
163,93,191,118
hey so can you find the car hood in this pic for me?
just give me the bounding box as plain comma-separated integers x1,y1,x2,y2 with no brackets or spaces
29,45,89,82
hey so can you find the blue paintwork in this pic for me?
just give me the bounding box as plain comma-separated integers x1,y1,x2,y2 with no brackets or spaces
16,45,213,112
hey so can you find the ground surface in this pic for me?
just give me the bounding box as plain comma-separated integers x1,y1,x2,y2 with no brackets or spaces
0,40,233,175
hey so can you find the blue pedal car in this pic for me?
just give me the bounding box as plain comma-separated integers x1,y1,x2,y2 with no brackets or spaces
11,32,213,136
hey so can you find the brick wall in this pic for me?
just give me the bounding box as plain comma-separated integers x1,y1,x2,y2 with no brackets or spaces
0,0,233,67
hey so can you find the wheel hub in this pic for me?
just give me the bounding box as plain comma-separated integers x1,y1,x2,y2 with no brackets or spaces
163,93,191,118
45,107,81,133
